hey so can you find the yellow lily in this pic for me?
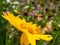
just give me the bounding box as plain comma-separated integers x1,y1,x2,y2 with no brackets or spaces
2,12,53,45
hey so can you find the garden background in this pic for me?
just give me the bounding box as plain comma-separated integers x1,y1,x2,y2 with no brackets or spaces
0,0,60,45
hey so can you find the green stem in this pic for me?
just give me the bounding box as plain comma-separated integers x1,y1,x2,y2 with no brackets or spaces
6,31,8,45
51,31,60,45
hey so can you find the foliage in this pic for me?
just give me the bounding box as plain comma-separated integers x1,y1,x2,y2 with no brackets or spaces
0,0,60,45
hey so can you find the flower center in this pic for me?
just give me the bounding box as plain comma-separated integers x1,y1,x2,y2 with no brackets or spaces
28,28,34,34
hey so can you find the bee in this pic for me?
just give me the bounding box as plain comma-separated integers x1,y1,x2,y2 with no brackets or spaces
34,14,43,21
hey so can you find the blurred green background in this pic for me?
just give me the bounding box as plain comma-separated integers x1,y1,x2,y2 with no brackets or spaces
0,0,60,45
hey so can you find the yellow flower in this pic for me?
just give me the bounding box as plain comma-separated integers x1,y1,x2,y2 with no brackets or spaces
2,12,53,45
13,9,18,13
58,25,60,27
20,29,53,45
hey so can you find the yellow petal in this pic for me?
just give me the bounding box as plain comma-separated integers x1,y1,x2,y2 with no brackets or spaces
35,26,42,34
20,33,29,45
2,12,26,32
34,34,53,41
20,32,36,45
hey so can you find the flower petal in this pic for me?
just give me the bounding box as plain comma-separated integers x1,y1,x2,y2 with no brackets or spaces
34,34,53,41
20,32,36,45
20,33,29,45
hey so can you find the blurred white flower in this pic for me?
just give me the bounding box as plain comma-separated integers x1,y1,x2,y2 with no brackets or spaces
6,0,10,3
24,6,29,9
27,0,30,4
9,35,12,39
12,5,15,8
13,1,19,4
31,7,35,9
50,3,55,10
11,28,14,31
